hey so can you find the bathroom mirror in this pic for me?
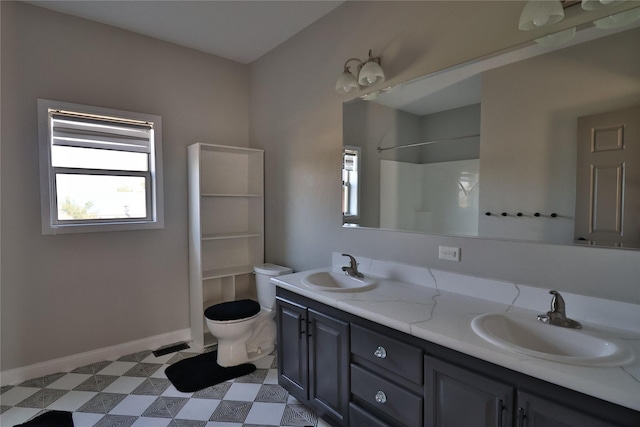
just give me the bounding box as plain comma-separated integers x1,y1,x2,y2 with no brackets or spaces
342,13,640,249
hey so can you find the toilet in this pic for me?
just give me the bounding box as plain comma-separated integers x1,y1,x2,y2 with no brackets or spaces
205,263,292,367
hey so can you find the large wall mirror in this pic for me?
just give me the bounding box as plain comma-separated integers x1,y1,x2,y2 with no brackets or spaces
343,10,640,249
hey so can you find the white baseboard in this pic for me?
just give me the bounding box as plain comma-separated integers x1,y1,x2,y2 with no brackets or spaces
0,328,191,386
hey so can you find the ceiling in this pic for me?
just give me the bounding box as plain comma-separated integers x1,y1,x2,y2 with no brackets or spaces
24,0,344,64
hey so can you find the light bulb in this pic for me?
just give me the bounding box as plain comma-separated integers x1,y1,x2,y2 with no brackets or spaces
533,14,550,27
519,0,564,31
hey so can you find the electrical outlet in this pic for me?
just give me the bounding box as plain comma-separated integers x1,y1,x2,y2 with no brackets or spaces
439,246,461,262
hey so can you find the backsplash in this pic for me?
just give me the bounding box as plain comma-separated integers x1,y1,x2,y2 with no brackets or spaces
331,253,640,333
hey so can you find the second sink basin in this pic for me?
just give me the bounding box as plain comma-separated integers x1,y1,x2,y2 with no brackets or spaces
471,312,634,366
302,271,376,292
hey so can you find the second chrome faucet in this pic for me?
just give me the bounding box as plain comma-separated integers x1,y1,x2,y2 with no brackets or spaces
341,253,364,279
537,290,582,329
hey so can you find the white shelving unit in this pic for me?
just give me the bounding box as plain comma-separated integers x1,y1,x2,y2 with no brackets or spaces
188,143,264,350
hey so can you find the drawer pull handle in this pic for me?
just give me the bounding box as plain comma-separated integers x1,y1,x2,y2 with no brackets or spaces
375,391,387,404
373,346,387,359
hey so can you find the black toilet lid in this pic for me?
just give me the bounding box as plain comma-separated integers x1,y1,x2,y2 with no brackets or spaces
204,299,261,321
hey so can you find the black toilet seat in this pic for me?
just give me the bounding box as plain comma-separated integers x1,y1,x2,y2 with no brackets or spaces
204,299,261,322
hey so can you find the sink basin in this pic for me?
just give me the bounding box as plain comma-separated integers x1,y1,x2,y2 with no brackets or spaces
301,272,376,292
471,312,634,366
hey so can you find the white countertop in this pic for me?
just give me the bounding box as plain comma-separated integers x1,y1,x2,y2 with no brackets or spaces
272,259,640,412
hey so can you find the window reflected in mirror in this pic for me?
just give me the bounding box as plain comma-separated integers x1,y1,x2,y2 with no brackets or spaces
342,146,360,220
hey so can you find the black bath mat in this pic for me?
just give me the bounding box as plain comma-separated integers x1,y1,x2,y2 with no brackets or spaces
18,410,74,426
165,350,256,392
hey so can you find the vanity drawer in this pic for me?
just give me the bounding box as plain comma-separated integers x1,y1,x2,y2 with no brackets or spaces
349,402,393,427
351,364,423,427
351,323,423,384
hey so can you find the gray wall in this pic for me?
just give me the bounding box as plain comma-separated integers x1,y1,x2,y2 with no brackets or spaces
251,1,640,304
1,2,249,371
419,104,481,163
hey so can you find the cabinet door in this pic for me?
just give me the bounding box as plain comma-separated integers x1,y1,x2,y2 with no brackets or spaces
425,355,514,427
276,298,308,400
517,391,620,427
308,308,349,424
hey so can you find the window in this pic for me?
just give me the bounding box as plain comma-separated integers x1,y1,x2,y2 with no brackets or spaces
342,146,360,219
38,99,163,234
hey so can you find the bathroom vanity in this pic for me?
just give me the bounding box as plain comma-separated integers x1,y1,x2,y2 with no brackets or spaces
273,255,640,427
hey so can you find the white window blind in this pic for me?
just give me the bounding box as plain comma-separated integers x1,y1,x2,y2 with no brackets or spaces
51,111,153,153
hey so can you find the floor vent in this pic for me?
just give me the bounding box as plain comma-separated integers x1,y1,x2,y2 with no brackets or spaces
153,342,190,357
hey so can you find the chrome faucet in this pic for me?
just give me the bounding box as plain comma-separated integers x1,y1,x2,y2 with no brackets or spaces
341,253,364,279
537,290,582,329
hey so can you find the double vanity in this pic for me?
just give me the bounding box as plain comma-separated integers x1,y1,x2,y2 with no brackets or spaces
272,253,640,427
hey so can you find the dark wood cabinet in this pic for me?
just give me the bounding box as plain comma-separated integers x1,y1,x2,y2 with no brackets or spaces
350,323,424,427
351,364,423,427
308,308,350,423
276,294,349,426
276,297,308,396
425,355,514,427
276,288,640,427
517,391,623,427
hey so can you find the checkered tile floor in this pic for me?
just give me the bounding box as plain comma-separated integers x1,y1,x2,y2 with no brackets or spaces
0,349,331,427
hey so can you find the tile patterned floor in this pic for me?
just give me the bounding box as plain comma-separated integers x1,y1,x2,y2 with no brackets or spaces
0,349,331,427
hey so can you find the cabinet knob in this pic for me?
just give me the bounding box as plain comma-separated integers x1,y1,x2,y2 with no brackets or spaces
375,390,387,404
373,346,387,359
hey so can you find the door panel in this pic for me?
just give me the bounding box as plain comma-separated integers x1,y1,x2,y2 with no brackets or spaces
576,105,640,247
276,298,308,399
425,355,513,427
308,308,349,424
518,391,618,427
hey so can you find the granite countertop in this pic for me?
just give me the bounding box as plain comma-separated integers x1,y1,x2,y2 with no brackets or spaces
272,265,640,412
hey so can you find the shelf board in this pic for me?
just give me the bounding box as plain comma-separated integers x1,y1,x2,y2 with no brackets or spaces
201,193,261,198
198,143,263,155
202,265,254,280
202,232,262,241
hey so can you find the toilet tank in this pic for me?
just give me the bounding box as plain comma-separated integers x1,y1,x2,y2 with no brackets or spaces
254,263,292,309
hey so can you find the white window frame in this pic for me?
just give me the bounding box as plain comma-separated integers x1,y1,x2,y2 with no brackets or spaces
342,145,361,220
38,99,164,234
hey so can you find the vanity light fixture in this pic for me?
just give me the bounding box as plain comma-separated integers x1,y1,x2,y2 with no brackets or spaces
519,0,565,30
593,7,640,28
335,49,385,94
581,0,626,11
534,26,577,46
360,91,379,101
